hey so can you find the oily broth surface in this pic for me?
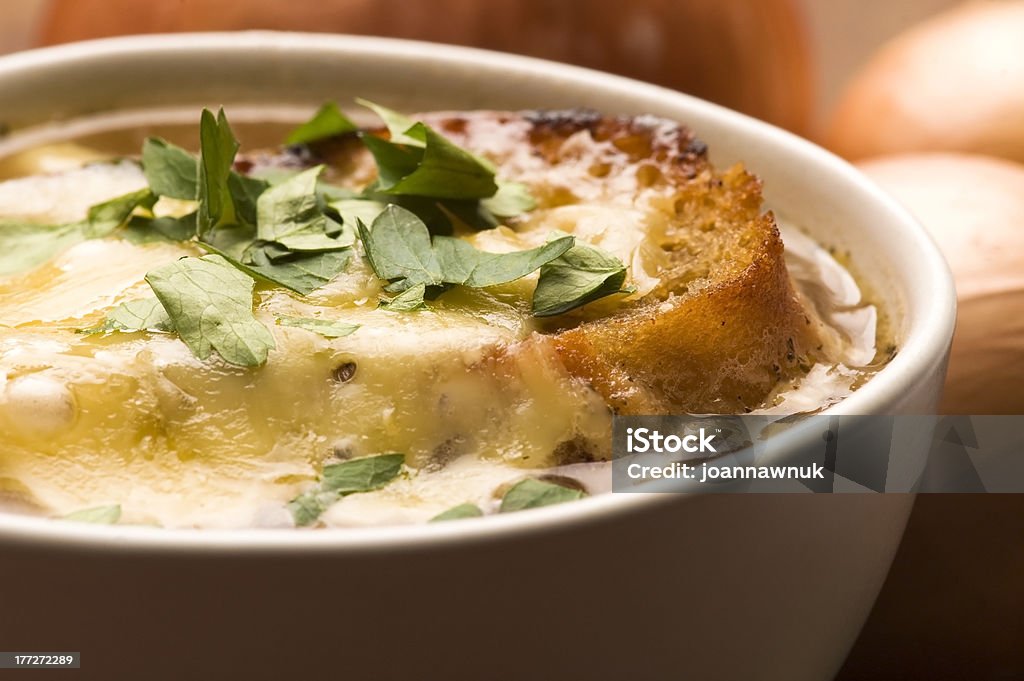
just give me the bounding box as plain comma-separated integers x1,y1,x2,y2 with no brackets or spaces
0,110,886,527
0,106,332,180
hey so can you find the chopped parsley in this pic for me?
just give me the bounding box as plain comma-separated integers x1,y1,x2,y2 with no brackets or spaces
62,504,122,524
22,100,634,367
284,102,358,146
145,255,276,367
499,478,586,512
532,233,633,317
275,315,359,338
429,503,484,522
288,453,405,526
358,204,576,304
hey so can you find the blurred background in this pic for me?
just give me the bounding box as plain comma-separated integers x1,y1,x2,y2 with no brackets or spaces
0,0,964,138
2,1,1022,679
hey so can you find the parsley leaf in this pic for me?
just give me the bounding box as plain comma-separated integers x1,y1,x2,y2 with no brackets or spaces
142,137,198,200
481,181,537,218
145,126,265,233
123,213,197,244
433,234,573,287
81,297,173,335
0,220,84,276
287,490,341,527
430,503,483,522
317,182,359,202
208,242,352,296
380,124,498,200
227,172,268,229
360,205,574,306
256,165,354,252
84,188,158,238
190,112,351,295
321,453,405,494
357,205,442,291
358,100,498,200
197,108,242,235
353,100,536,226
145,254,276,367
62,504,122,524
329,198,387,229
532,238,630,317
360,133,422,188
286,102,358,145
1,187,165,277
275,315,359,338
380,282,427,311
357,192,472,234
499,479,586,512
356,99,422,146
288,453,405,526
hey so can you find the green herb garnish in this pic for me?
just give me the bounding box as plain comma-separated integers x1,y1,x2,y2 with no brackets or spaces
499,478,586,512
285,102,358,146
288,453,405,526
481,181,537,218
124,213,197,244
185,111,354,299
377,124,498,199
0,187,160,276
80,297,173,335
532,236,632,317
358,100,498,200
0,220,85,276
63,504,122,524
429,503,484,522
357,205,442,292
84,188,158,238
238,247,353,296
359,205,573,302
256,165,354,252
275,315,359,338
356,99,420,145
197,108,243,235
329,198,387,228
433,234,573,287
30,99,632,374
380,283,427,312
321,453,405,494
141,137,198,200
287,490,342,528
145,254,276,367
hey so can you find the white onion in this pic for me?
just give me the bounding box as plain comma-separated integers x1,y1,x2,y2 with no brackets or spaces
828,1,1024,163
858,152,1024,414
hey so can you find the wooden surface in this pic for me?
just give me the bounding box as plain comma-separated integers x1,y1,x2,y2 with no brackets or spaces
836,494,1024,680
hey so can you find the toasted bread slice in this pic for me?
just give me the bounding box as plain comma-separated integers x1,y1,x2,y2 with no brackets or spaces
521,111,824,414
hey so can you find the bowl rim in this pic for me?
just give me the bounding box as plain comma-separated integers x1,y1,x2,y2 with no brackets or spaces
0,32,956,555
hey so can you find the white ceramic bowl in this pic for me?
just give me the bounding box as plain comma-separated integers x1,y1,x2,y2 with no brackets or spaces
0,34,955,681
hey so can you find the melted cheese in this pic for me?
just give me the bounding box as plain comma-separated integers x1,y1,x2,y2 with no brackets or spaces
0,127,878,528
0,162,616,527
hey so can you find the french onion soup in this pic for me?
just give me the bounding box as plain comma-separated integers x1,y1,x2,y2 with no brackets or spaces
0,103,886,527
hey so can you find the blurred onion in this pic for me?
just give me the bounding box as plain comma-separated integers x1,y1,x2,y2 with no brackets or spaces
38,0,815,133
858,152,1024,414
829,1,1024,163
